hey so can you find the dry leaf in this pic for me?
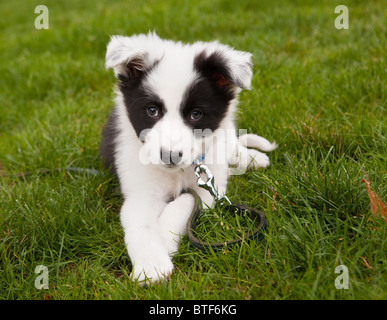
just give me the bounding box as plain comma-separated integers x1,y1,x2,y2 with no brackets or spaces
360,256,373,269
362,178,387,221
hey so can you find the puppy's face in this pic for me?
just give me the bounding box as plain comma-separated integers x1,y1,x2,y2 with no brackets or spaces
106,33,252,171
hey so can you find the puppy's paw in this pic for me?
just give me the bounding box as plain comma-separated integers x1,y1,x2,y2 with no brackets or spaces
237,146,271,170
247,149,270,169
131,255,174,285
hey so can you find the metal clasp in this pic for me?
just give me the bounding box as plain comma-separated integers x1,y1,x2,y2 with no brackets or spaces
194,164,232,206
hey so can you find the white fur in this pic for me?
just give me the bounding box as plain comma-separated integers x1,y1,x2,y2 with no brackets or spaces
105,32,276,284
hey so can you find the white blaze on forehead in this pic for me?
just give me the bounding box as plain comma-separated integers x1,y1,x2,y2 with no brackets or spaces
138,47,204,164
144,48,198,114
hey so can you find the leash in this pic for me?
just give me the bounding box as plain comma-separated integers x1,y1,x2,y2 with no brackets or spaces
0,167,104,178
2,163,267,252
186,164,267,252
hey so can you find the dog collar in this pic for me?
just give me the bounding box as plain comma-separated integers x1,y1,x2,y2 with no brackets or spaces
192,150,208,165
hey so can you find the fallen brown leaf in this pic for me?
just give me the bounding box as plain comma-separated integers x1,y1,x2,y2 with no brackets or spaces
362,178,387,221
360,256,373,270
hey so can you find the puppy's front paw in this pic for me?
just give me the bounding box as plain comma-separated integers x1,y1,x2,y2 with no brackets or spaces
131,255,174,285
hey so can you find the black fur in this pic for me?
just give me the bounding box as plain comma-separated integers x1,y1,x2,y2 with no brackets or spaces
100,50,237,171
115,57,165,139
180,50,236,133
100,108,119,173
119,81,165,139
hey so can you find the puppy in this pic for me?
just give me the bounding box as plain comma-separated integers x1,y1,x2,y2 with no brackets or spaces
100,32,276,284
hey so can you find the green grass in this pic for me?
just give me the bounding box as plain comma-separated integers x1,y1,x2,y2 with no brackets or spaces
0,0,386,300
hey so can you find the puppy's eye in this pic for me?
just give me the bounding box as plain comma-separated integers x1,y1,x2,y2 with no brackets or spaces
147,106,159,118
190,110,202,121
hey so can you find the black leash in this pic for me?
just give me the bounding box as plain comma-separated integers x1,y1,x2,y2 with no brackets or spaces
186,165,267,252
0,167,104,178
2,164,267,252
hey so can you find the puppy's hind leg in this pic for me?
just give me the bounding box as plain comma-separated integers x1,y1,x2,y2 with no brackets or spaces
239,133,277,152
236,134,277,170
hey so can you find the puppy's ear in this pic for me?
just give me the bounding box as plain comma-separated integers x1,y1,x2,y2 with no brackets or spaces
105,32,163,79
194,44,253,90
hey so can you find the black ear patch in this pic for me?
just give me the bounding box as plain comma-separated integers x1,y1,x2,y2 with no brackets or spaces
118,57,160,85
123,57,146,79
179,50,237,133
117,57,147,83
194,51,233,89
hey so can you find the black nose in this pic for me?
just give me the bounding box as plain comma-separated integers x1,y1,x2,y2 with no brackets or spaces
160,148,183,165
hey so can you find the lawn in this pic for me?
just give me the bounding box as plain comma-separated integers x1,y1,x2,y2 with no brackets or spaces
0,0,386,300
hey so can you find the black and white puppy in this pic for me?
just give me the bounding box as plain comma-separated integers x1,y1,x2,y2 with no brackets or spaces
100,32,276,284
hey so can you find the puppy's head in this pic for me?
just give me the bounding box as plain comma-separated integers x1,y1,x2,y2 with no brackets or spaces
106,32,252,170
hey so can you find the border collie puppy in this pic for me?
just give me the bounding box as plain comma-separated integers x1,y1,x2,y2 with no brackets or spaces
100,32,276,284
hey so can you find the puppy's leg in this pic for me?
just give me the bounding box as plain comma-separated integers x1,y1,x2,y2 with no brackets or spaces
239,134,278,152
158,165,229,255
158,193,195,255
120,196,173,285
236,134,277,170
239,145,271,169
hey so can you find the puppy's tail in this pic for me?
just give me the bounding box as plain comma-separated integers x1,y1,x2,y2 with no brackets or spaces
239,134,278,152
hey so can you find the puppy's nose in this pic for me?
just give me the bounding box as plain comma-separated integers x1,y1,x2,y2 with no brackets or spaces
160,148,183,165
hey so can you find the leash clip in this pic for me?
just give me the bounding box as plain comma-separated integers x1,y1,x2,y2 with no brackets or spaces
194,164,232,206
187,164,268,252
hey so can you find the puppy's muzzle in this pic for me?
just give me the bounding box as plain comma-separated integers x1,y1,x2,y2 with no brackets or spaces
160,148,183,166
